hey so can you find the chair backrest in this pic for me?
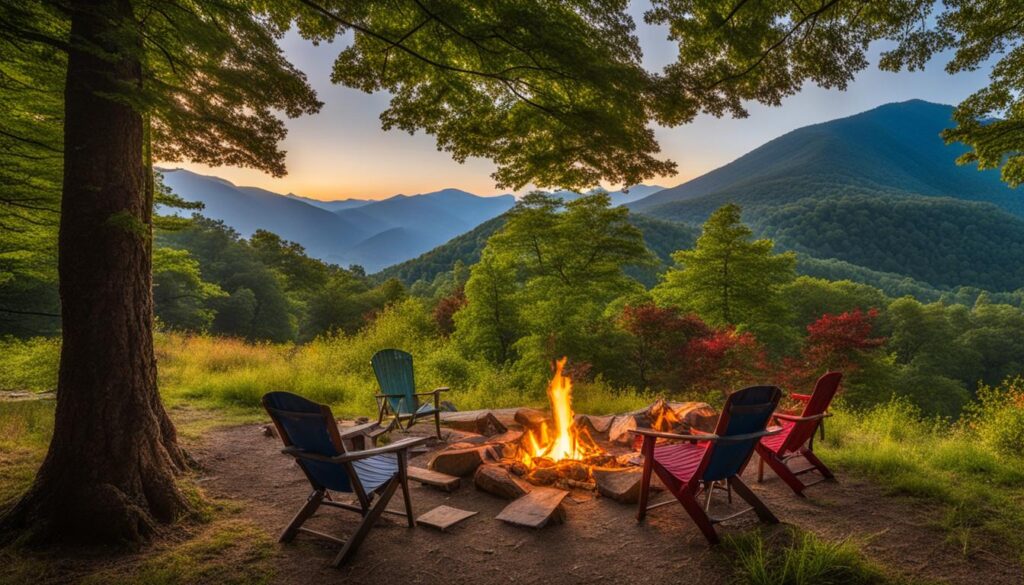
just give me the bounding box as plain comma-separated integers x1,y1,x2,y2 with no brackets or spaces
371,349,418,415
699,385,782,482
781,371,842,453
262,391,354,493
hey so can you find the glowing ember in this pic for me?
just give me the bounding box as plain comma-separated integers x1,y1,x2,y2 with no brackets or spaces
520,357,606,467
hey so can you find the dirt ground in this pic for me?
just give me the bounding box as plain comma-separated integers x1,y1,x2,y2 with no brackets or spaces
178,423,1022,585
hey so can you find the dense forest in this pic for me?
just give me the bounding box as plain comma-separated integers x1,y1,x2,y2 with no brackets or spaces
38,190,1015,420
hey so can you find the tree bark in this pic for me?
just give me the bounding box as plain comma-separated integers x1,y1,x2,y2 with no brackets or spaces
0,0,189,544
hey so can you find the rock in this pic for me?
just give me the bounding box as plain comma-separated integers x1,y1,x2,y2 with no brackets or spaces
428,444,498,477
442,411,508,436
514,408,550,431
574,414,614,436
495,487,568,528
608,415,637,445
553,460,590,483
680,403,718,434
526,466,559,486
593,467,644,504
445,430,490,445
261,424,277,438
474,464,532,500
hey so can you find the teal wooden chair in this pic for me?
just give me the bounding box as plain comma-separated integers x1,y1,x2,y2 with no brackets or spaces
371,349,447,438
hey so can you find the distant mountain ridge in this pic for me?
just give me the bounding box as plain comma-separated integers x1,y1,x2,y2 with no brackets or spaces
157,167,664,272
157,168,518,272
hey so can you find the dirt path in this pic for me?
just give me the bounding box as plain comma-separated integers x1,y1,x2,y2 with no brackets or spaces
186,424,1022,585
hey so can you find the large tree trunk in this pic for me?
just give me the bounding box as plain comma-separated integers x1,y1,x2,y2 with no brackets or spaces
0,0,189,544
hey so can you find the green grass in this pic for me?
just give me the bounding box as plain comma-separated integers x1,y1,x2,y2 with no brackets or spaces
79,520,276,585
723,528,928,585
820,400,1024,557
0,400,54,506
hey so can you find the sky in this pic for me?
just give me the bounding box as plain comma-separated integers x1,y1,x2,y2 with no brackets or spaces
164,3,993,201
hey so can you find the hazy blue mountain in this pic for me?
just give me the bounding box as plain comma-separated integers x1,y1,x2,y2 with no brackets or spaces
629,100,1023,220
157,168,516,272
158,168,373,259
285,192,371,212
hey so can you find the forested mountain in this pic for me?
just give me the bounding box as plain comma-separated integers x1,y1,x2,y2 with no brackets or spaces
629,100,1023,219
619,100,1024,292
157,169,516,271
377,211,699,288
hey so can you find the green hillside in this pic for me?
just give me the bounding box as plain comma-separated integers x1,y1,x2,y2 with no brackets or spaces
757,195,1024,291
630,100,1024,221
622,100,1024,293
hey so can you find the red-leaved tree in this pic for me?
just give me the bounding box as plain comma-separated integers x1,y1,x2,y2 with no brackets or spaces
684,328,769,398
618,303,710,391
779,308,886,391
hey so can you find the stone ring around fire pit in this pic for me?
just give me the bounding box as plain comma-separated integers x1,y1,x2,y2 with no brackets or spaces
429,398,717,509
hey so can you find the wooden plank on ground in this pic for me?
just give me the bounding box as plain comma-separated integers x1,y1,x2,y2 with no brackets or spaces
408,466,461,492
496,487,568,529
417,505,477,531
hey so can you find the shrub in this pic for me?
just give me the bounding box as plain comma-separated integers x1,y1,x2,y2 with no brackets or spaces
967,376,1024,458
0,337,60,393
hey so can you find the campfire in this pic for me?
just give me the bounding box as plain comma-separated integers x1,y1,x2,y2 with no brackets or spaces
519,357,606,469
428,356,719,497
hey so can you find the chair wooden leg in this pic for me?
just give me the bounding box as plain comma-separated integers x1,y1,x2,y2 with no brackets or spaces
636,437,654,522
729,476,778,525
433,411,442,439
280,490,324,543
802,449,835,480
333,477,399,567
756,445,807,496
758,455,765,483
676,488,720,545
397,451,415,528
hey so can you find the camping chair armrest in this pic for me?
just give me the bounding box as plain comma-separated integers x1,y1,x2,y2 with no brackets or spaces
281,437,429,465
631,427,782,444
773,412,831,423
790,393,813,402
412,387,448,398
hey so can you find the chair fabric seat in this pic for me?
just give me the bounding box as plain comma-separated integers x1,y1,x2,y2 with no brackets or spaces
653,442,710,484
350,453,398,493
759,420,797,455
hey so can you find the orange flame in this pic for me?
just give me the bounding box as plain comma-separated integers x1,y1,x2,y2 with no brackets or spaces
652,399,682,432
520,357,605,465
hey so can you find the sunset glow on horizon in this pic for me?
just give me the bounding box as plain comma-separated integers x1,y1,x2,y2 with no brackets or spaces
161,3,991,202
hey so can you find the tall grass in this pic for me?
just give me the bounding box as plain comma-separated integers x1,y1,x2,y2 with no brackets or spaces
0,400,55,505
725,528,923,585
821,397,1024,556
156,300,653,417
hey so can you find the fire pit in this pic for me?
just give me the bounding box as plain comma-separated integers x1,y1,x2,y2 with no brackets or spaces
427,357,718,500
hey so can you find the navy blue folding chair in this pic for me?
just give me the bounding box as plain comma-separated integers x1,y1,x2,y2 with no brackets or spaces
263,391,428,567
634,385,783,544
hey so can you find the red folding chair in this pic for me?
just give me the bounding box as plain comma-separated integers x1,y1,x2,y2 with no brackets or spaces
756,371,842,496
